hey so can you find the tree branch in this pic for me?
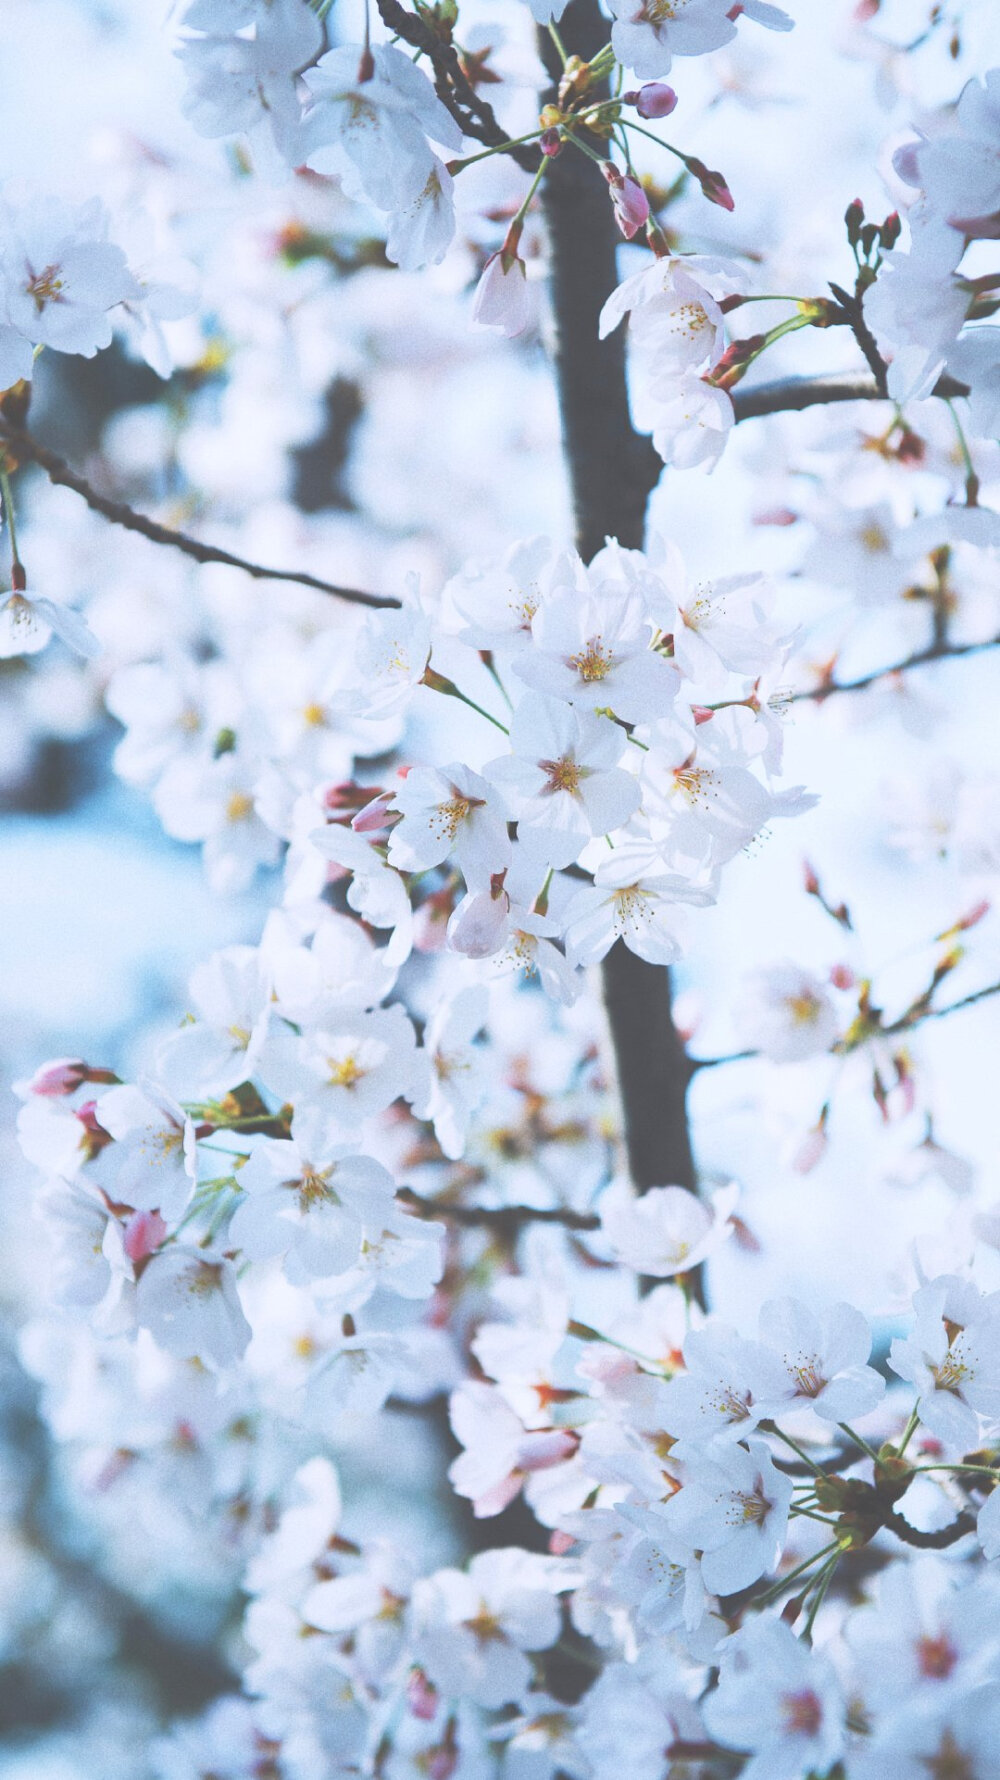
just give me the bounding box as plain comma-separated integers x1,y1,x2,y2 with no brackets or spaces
731,369,968,423
537,3,700,1289
790,632,1000,702
0,420,401,610
398,1186,599,1232
374,0,540,170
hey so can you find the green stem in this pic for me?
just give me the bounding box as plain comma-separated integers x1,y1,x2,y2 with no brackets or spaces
897,1406,921,1459
753,1539,842,1607
761,1420,828,1478
801,1551,840,1641
0,468,24,584
547,20,569,64
838,1421,881,1463
450,127,547,173
945,396,979,507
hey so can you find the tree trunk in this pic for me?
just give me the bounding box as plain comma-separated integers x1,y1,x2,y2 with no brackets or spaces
539,1,701,1218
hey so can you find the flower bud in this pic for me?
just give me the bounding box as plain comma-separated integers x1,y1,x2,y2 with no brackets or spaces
635,82,677,119
540,127,563,158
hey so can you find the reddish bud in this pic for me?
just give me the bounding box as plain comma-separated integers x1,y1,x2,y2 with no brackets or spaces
124,1209,168,1265
352,790,396,833
539,127,563,158
634,82,678,119
407,1669,439,1721
24,1058,106,1097
683,154,734,212
604,168,651,240
830,963,855,991
880,209,901,249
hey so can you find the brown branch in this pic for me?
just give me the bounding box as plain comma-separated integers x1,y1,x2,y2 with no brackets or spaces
0,420,401,610
398,1185,599,1232
790,631,1000,702
374,0,540,171
884,1507,976,1549
731,369,968,422
884,978,1000,1037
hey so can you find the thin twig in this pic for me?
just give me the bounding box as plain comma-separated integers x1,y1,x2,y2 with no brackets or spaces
398,1185,600,1231
0,420,401,610
731,369,968,422
374,0,540,171
789,631,1000,702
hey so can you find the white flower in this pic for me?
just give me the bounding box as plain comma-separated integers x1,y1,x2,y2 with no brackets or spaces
485,697,640,867
385,158,456,271
472,252,531,339
755,1297,885,1423
228,1131,396,1282
411,1549,566,1708
513,584,676,721
607,0,737,80
258,1004,426,1136
0,586,99,660
733,964,840,1063
301,43,462,213
156,945,271,1101
96,1083,197,1222
387,762,511,889
659,1322,785,1443
564,847,715,968
176,0,323,159
413,986,491,1160
601,1181,738,1277
650,370,735,470
889,1275,1000,1450
665,1437,793,1595
0,195,138,359
704,1616,846,1780
449,1382,578,1517
153,749,283,895
136,1246,251,1365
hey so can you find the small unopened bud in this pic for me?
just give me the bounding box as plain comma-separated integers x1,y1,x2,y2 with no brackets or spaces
351,790,396,833
880,209,901,249
683,154,734,212
844,197,864,246
830,963,855,991
23,1059,105,1097
124,1209,167,1266
407,1669,439,1721
607,172,650,241
540,127,563,158
632,82,678,119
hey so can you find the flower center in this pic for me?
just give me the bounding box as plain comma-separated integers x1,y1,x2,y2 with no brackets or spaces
568,636,614,682
780,1688,823,1737
226,791,255,822
431,794,483,840
25,263,66,310
917,1633,958,1680
327,1053,365,1089
540,754,582,795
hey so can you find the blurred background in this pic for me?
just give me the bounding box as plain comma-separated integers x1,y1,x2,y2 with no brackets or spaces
1,0,998,1769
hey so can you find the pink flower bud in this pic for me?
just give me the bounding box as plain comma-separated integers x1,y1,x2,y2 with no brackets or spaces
351,791,396,834
549,1530,576,1555
829,964,855,990
407,1669,439,1721
635,83,677,119
609,174,650,241
124,1209,168,1265
540,127,563,158
25,1058,90,1097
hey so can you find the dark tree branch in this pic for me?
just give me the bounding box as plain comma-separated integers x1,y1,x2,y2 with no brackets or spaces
790,631,1000,702
537,3,700,1286
374,0,540,170
399,1186,599,1231
731,369,968,422
0,420,400,610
